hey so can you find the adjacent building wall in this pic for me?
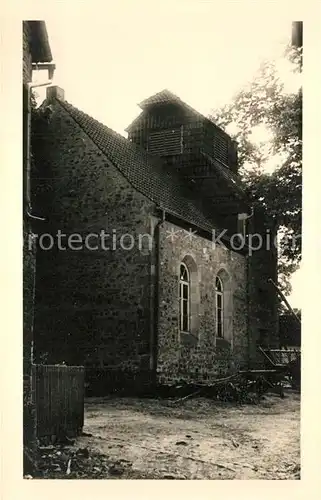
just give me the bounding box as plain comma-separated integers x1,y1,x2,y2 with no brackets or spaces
23,20,37,449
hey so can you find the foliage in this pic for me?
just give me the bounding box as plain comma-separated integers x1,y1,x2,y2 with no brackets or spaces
30,89,38,109
210,46,302,293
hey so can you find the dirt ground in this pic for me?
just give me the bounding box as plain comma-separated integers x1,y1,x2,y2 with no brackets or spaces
65,390,300,480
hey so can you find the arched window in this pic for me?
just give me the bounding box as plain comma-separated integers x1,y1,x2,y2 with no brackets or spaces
215,276,224,338
179,263,190,332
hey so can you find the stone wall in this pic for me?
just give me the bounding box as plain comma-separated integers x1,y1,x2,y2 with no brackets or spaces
32,101,156,393
156,220,248,385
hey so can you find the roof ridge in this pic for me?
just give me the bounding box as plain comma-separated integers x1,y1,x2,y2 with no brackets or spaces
56,97,195,183
57,97,182,178
57,98,130,147
58,98,178,168
128,89,231,139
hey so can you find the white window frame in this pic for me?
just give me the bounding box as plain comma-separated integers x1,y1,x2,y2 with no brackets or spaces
179,262,190,332
215,276,224,338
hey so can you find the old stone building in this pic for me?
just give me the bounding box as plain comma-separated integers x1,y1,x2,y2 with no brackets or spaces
31,86,279,394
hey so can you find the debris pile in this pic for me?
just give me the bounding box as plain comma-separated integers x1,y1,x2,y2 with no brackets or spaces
32,443,133,479
163,373,282,405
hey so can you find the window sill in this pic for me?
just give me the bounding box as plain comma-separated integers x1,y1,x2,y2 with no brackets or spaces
180,331,198,347
215,337,232,352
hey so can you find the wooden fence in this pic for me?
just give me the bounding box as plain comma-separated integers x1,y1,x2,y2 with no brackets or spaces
33,364,85,438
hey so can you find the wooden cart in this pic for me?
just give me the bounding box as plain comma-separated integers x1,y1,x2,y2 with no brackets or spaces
258,346,301,390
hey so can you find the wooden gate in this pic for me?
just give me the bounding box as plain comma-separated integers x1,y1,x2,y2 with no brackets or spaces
33,364,85,438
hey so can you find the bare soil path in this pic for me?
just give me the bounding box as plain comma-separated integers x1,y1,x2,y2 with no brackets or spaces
70,391,300,479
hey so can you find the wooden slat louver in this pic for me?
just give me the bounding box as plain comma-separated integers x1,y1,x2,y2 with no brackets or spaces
213,134,228,165
148,127,183,156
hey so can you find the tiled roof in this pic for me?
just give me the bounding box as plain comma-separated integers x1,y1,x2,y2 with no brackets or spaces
200,152,246,195
139,89,190,109
125,89,198,133
129,89,231,141
56,99,218,234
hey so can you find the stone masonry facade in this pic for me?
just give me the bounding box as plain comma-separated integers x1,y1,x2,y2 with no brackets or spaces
156,220,248,385
33,102,156,391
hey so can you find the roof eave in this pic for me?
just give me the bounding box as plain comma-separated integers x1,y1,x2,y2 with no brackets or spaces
27,20,53,63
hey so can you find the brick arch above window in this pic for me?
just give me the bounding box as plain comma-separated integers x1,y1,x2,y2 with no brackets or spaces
216,267,232,292
181,254,198,274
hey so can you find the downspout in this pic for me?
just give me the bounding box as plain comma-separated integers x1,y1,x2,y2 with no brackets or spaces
150,209,166,387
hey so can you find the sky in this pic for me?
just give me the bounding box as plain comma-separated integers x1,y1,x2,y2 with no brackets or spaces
35,3,295,134
32,2,302,306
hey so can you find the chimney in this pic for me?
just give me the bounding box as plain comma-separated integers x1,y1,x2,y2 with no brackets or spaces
291,21,303,48
46,85,65,102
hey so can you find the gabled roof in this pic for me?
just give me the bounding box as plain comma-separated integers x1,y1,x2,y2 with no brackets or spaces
55,98,219,234
139,89,192,109
126,88,231,141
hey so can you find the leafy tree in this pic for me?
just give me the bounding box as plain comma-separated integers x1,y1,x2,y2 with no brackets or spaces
210,46,302,294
